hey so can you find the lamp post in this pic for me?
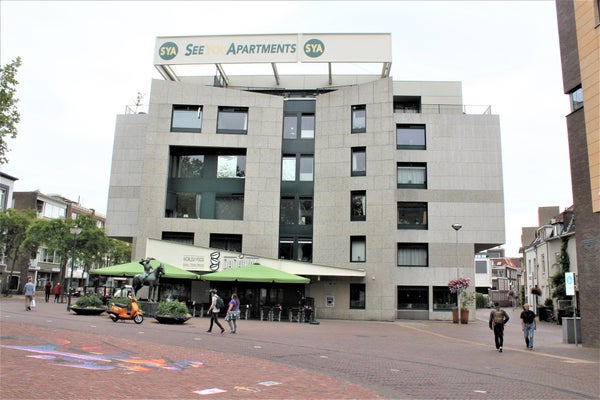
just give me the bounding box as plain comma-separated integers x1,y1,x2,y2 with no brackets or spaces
66,226,82,311
451,223,462,324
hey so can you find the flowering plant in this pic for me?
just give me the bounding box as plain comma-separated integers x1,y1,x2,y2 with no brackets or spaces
448,277,471,294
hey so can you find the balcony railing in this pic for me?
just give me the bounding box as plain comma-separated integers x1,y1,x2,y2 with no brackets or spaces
395,104,492,115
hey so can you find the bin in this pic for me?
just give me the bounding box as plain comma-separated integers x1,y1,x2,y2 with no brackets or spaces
561,317,582,344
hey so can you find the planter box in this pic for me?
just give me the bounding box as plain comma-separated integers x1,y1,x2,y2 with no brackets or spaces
70,307,106,315
155,315,191,324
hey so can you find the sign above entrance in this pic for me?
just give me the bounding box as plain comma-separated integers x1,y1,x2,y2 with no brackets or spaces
153,33,392,85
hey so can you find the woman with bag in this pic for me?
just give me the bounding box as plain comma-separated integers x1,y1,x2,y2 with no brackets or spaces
225,293,240,334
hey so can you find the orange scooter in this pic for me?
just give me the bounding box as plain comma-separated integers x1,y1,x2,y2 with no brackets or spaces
108,295,143,324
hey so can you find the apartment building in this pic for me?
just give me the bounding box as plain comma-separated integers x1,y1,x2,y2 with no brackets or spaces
555,0,600,346
106,34,505,321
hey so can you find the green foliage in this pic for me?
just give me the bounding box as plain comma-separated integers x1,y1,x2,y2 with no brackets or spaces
0,57,22,164
460,291,475,310
106,238,132,265
551,238,570,300
476,292,487,309
157,300,190,317
73,294,105,309
0,209,36,291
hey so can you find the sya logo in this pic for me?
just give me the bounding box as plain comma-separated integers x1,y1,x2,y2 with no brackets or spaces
304,38,325,58
159,42,178,60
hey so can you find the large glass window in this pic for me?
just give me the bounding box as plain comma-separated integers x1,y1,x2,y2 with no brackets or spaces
282,155,313,181
350,283,366,309
280,197,313,225
215,196,244,220
283,114,315,139
162,231,194,244
433,286,456,311
210,234,242,252
351,104,366,133
297,240,312,262
280,198,295,224
397,243,428,267
217,106,248,134
351,147,366,176
171,192,201,218
397,286,428,310
396,124,426,149
282,157,296,181
217,155,246,178
351,191,366,221
278,239,312,262
171,155,205,178
299,156,313,181
171,105,202,132
397,162,427,188
299,198,313,225
397,202,428,229
351,236,366,262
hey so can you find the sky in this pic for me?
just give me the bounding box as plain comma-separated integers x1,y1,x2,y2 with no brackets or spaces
0,1,573,257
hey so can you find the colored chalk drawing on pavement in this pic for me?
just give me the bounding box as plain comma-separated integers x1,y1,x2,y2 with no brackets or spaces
0,343,204,372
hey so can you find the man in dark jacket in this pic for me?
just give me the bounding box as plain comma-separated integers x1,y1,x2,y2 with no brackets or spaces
489,302,510,352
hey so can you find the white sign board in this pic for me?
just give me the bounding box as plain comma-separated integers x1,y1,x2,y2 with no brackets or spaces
565,272,575,296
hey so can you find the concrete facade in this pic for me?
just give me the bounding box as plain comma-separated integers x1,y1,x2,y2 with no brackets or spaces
106,37,504,321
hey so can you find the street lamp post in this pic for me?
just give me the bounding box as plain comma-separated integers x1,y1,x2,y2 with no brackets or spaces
452,223,462,324
66,226,82,311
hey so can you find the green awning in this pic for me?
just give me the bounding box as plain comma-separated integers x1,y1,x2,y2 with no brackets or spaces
89,259,200,280
200,264,310,284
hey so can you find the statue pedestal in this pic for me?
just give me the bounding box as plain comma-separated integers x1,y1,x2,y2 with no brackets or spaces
138,301,159,318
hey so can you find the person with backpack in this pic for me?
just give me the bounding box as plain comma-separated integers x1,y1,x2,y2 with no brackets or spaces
489,302,510,352
206,289,225,334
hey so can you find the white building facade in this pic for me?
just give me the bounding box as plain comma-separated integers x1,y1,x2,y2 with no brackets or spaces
106,34,505,321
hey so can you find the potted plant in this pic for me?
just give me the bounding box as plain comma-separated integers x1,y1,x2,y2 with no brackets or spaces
448,277,471,323
458,291,475,324
155,300,191,324
70,294,106,315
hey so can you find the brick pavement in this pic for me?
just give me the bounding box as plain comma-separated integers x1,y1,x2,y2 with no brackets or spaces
1,296,598,400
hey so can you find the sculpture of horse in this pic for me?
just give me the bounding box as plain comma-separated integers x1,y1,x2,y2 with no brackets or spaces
133,264,165,301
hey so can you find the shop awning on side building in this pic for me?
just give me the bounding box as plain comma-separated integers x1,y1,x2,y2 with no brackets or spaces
90,259,201,280
200,264,310,284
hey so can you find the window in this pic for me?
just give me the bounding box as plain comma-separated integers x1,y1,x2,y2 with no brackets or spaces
42,203,66,219
283,114,315,139
171,155,205,178
351,147,366,176
278,238,312,262
433,286,456,311
299,156,313,181
397,243,428,267
39,248,61,264
351,236,366,262
215,195,244,220
351,191,366,221
350,283,366,309
282,155,313,181
280,197,313,225
217,106,248,134
171,105,202,132
393,96,421,113
217,155,246,178
0,185,7,210
351,105,366,133
396,124,426,149
162,231,194,244
166,192,201,218
398,286,428,310
210,234,242,252
476,260,488,273
397,162,427,188
397,202,427,229
282,157,296,181
570,87,583,112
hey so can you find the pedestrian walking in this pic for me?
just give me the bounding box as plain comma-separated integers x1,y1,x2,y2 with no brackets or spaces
489,302,509,352
206,289,225,334
53,283,61,303
44,281,52,303
520,303,537,350
225,293,240,333
23,277,36,311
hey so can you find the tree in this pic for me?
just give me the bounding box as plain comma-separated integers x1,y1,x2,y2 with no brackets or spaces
106,238,131,266
0,208,36,294
0,57,22,164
